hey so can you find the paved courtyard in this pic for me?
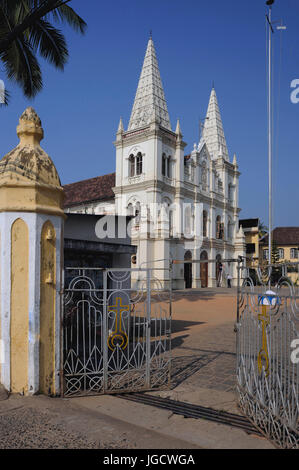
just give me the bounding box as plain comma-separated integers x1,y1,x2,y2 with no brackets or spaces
170,289,237,395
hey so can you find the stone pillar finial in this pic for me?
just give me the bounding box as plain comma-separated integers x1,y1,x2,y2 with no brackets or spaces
17,107,44,146
0,108,64,397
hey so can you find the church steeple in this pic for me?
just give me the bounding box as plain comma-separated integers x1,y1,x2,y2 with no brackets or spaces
202,87,229,161
128,37,171,131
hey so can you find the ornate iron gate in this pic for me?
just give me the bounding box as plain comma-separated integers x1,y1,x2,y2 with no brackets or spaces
236,262,299,448
62,268,171,396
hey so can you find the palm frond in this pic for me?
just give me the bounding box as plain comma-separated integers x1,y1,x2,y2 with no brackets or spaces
51,3,86,34
30,18,68,68
1,37,42,97
0,0,86,100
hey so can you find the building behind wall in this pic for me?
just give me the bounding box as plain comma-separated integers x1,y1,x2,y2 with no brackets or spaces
64,37,246,288
260,227,299,284
239,218,260,268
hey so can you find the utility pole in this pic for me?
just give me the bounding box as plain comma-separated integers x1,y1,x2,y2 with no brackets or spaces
266,0,274,266
265,0,286,267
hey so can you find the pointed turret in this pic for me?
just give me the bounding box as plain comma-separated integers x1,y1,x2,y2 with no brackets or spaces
128,37,171,131
202,87,229,161
175,119,182,137
117,117,124,134
233,153,238,167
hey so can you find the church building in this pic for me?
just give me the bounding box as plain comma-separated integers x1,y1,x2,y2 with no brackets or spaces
64,37,246,288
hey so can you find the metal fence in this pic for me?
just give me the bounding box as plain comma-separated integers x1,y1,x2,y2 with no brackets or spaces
236,261,299,448
62,267,171,397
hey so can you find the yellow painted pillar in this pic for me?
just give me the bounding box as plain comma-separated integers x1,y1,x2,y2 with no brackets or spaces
0,107,65,395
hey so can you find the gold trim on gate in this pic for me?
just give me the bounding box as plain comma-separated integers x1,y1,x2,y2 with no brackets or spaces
107,298,129,351
258,305,270,377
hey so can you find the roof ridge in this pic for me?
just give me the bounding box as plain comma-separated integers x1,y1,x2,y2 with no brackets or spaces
63,172,116,187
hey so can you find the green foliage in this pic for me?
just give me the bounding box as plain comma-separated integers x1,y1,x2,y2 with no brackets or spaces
0,0,86,101
271,241,282,285
258,221,268,239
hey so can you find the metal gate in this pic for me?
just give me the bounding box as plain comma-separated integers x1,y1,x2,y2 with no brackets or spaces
236,261,299,448
62,268,171,397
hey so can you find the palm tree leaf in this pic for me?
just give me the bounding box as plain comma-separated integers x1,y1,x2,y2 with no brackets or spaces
50,3,86,34
30,18,68,68
1,37,42,97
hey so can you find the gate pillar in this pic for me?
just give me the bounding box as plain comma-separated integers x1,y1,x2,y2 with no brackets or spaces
0,108,65,396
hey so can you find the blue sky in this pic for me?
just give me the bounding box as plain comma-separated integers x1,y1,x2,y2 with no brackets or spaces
1,0,299,227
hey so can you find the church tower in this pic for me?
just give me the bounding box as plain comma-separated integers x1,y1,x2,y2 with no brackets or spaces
114,36,186,280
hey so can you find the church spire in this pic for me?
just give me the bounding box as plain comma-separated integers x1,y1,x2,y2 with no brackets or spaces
128,37,171,131
202,87,229,161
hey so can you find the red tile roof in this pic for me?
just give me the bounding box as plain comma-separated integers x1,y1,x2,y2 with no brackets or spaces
260,227,299,246
63,172,116,208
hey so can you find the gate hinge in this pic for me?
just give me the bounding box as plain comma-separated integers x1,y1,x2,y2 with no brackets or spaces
234,322,241,333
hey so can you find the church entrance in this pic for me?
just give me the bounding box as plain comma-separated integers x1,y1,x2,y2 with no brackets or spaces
184,251,192,289
200,251,208,288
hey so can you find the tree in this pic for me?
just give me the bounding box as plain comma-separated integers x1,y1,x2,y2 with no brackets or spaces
0,0,86,103
259,221,268,239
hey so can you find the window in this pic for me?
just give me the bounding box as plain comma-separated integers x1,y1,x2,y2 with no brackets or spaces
135,202,141,224
203,211,208,237
263,249,269,260
291,248,299,259
278,248,284,260
127,203,134,216
216,216,224,240
136,153,143,175
162,154,166,176
246,243,255,254
162,154,171,178
167,157,171,178
129,152,143,177
227,219,233,240
129,154,135,177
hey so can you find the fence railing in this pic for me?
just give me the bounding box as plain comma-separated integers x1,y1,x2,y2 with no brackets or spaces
236,261,299,448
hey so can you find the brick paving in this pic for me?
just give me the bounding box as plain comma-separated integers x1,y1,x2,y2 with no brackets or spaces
170,291,237,394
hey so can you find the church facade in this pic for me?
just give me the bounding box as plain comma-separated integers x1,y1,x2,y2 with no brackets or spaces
64,37,246,288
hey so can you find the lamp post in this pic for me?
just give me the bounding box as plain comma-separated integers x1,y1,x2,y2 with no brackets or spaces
266,0,274,267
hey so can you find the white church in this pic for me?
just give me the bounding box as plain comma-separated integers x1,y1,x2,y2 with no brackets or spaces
64,37,246,289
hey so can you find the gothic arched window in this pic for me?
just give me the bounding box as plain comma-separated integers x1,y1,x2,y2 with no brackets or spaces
135,201,141,225
162,153,166,176
216,215,224,240
203,210,208,237
129,154,135,177
167,156,171,178
127,203,134,216
136,153,143,175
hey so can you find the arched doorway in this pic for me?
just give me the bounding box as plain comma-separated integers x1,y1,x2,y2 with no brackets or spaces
216,254,223,287
184,250,192,289
200,251,208,288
